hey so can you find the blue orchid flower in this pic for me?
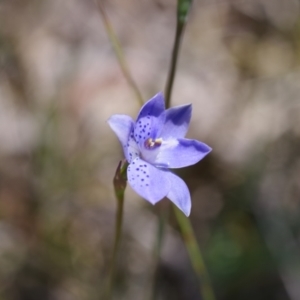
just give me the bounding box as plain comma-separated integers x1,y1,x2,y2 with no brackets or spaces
108,93,212,216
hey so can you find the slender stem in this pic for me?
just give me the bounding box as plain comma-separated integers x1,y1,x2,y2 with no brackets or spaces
174,207,216,300
155,1,216,299
150,6,187,300
150,204,170,300
96,1,144,106
165,21,185,108
106,195,124,296
105,161,127,299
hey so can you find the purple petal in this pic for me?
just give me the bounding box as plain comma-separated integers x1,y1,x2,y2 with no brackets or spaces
136,92,165,120
133,115,165,147
165,171,191,216
107,114,134,161
127,129,140,163
127,157,170,204
160,104,192,140
155,138,212,168
134,93,166,145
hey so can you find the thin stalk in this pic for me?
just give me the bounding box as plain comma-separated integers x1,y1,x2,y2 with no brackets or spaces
152,21,186,298
165,21,185,108
154,0,216,299
150,204,170,300
174,207,216,300
150,4,186,299
105,196,124,298
96,1,144,106
104,161,127,299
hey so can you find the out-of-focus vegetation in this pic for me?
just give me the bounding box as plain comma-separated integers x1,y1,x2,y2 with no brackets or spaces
1,0,300,299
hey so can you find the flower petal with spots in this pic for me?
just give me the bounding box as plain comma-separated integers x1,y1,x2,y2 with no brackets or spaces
127,157,170,204
108,92,212,216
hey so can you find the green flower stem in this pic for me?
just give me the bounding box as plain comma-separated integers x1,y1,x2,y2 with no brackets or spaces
165,0,193,108
105,161,127,299
149,12,183,286
150,203,171,300
164,21,184,108
157,1,216,300
173,206,216,300
96,1,144,106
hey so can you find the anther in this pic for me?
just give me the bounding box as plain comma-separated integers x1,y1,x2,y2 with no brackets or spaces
145,138,162,148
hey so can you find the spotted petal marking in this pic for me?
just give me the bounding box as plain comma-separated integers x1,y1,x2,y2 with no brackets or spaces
126,129,140,163
127,157,170,204
133,116,153,145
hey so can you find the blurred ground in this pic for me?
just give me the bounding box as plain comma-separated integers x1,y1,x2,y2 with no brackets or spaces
1,0,300,299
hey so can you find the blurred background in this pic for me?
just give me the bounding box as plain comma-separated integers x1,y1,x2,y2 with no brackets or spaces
1,0,300,299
